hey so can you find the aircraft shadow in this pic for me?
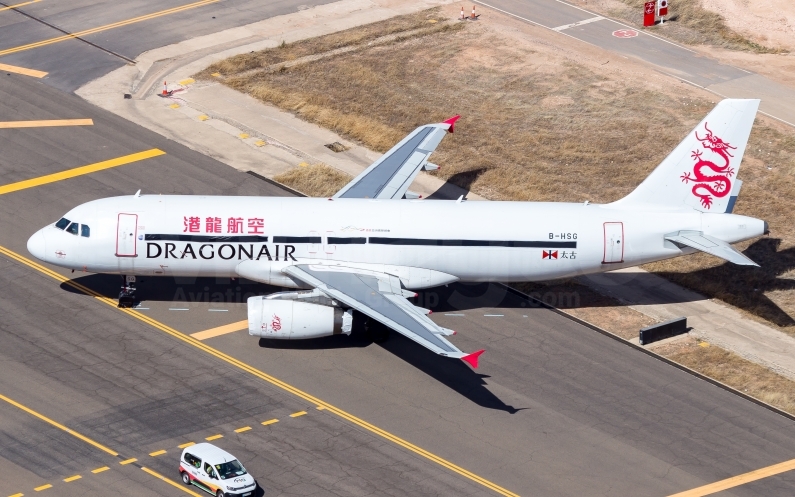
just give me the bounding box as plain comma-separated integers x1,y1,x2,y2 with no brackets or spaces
572,238,795,328
426,168,487,200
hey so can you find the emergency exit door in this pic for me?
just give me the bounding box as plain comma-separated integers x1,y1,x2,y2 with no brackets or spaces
116,213,138,257
603,222,624,263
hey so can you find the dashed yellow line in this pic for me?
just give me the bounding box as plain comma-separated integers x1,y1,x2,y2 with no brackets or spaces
205,434,223,441
234,426,252,433
178,441,195,449
290,411,307,418
0,149,164,196
0,119,92,128
0,62,46,78
149,449,167,457
261,419,279,426
9,493,24,497
0,392,118,456
0,0,41,13
33,484,51,491
0,245,519,497
63,475,81,482
91,466,109,474
0,0,219,57
668,458,795,496
317,406,326,410
119,458,137,465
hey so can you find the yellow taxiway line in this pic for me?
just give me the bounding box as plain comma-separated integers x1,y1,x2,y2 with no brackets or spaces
142,467,202,496
669,458,795,496
0,392,118,456
0,0,218,57
0,245,519,497
0,0,41,13
0,62,47,78
191,319,248,340
0,119,93,128
0,149,164,196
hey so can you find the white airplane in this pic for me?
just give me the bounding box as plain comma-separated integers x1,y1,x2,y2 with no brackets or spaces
27,99,767,369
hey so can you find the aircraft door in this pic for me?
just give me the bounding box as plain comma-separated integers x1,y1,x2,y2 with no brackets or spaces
324,231,336,258
603,222,624,263
308,231,319,255
116,213,138,257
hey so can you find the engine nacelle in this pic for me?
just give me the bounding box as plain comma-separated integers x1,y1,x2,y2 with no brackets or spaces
247,296,352,339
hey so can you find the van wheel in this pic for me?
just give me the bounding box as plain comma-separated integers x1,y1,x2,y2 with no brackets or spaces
181,472,191,485
216,491,225,497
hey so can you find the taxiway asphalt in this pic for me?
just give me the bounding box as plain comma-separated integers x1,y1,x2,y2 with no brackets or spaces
0,0,336,92
3,70,795,497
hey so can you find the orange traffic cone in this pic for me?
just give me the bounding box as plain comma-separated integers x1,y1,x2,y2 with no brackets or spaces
470,5,479,20
460,6,465,20
161,81,169,96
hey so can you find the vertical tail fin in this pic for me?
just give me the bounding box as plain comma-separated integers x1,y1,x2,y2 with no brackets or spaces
614,99,759,213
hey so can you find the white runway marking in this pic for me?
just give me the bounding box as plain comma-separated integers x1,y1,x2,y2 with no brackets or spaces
552,16,603,32
169,308,190,311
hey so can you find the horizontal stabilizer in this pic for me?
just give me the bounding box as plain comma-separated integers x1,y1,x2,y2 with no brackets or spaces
665,230,758,266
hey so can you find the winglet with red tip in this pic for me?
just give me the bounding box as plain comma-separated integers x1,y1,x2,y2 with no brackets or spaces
461,349,485,368
443,115,461,133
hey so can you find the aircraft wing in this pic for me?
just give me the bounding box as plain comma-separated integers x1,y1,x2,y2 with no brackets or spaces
665,230,759,266
283,264,484,367
333,116,459,200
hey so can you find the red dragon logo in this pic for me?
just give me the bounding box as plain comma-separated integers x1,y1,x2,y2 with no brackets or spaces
271,314,282,332
680,123,736,209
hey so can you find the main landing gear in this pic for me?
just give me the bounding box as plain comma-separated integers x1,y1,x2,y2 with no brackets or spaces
118,275,137,308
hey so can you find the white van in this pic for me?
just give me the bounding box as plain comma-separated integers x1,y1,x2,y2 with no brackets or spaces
179,443,258,497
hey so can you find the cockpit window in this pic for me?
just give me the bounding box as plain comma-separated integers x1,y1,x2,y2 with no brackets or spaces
66,222,79,235
81,225,90,238
55,218,70,230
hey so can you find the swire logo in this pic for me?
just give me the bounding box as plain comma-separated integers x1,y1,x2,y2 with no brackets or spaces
542,250,558,260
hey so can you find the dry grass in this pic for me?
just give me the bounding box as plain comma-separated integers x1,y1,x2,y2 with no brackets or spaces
199,9,795,335
273,163,351,197
600,0,785,53
653,338,795,414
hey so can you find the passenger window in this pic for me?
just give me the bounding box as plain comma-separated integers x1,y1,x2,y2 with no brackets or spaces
55,218,70,230
66,223,79,235
81,224,90,238
184,453,200,468
204,463,216,478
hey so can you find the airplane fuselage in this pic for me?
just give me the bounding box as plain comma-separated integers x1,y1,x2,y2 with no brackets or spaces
27,195,765,288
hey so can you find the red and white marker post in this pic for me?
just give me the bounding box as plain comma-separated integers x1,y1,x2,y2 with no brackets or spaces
643,1,656,26
658,0,668,24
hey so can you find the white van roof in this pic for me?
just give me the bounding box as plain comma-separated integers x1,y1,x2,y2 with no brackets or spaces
183,443,236,464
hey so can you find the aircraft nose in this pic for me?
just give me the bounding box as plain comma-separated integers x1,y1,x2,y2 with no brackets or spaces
27,229,47,261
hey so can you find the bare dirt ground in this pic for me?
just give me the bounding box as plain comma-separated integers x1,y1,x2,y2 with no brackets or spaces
701,0,795,52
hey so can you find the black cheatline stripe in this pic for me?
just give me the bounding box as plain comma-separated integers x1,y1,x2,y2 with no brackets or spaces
273,236,322,243
368,238,577,248
145,234,269,242
328,237,366,245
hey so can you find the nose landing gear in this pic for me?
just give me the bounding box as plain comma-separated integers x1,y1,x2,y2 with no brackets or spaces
118,275,137,308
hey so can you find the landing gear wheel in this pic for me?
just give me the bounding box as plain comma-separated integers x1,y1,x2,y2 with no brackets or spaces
118,275,137,308
181,472,191,485
216,490,225,497
366,320,390,343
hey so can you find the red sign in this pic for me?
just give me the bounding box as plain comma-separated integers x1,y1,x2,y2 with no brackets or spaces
542,250,558,260
613,29,639,38
658,0,668,16
644,1,656,26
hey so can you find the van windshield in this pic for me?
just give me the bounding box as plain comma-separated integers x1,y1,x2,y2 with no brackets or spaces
215,460,247,480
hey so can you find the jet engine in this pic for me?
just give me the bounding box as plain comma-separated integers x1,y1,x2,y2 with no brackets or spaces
247,295,352,339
